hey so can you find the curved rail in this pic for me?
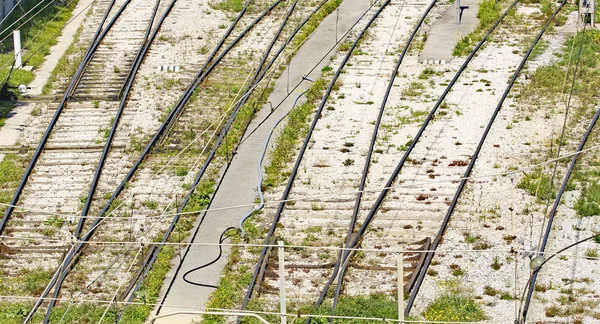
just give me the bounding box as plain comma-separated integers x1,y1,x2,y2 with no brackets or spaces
28,0,281,321
520,107,600,323
21,0,171,321
519,19,593,323
42,0,179,321
0,0,127,234
303,0,519,318
405,0,566,316
75,0,167,238
239,0,390,312
306,0,439,317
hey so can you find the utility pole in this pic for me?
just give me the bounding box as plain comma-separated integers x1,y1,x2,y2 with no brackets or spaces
578,0,595,28
13,30,22,68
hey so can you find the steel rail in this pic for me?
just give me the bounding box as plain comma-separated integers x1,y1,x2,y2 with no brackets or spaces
519,18,591,323
114,0,261,316
71,0,134,96
27,1,280,321
75,0,172,238
239,0,390,313
405,0,566,316
305,0,439,318
306,1,519,318
520,107,599,323
43,0,177,321
120,1,334,317
24,0,169,321
88,0,281,237
121,0,314,318
19,2,137,323
0,0,127,235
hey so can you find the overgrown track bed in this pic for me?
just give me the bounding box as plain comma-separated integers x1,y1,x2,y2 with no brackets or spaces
0,0,161,274
404,3,600,323
16,0,332,321
233,0,590,321
240,0,433,311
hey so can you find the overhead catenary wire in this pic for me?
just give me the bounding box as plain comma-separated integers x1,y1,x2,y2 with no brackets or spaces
405,0,566,316
519,15,594,322
0,141,598,225
240,0,390,314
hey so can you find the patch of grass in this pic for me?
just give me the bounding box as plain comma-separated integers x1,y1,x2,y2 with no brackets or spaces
453,0,501,56
262,78,328,190
209,0,244,12
517,168,556,203
402,80,425,97
422,280,486,322
302,293,398,322
0,0,80,90
574,182,600,217
0,101,14,129
0,154,26,214
584,248,598,259
522,30,600,109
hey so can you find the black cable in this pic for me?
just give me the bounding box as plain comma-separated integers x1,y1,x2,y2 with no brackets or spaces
182,227,237,287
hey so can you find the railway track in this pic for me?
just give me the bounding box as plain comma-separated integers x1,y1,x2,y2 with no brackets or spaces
11,0,332,321
404,1,567,317
239,0,398,310
0,0,158,272
236,0,571,319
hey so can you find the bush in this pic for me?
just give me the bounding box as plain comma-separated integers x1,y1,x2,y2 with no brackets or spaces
574,182,600,217
422,285,486,322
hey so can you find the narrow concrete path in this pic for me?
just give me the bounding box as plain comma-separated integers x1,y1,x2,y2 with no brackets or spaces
154,0,371,322
419,0,478,63
27,0,94,95
0,0,94,163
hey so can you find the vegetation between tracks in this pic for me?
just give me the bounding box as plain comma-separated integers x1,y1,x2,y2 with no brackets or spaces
0,0,80,89
518,29,600,219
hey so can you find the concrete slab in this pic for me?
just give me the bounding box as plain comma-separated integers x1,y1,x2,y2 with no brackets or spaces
0,101,34,162
419,0,479,64
153,0,372,323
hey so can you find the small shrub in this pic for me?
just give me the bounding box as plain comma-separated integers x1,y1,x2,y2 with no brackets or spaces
584,248,598,259
342,159,354,166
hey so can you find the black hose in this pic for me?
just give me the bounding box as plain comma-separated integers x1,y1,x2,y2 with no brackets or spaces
182,227,237,287
519,20,592,323
404,0,566,316
119,1,336,318
239,0,390,313
41,1,282,320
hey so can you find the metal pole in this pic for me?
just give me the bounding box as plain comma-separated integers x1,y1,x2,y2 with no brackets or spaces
456,0,461,24
13,29,22,68
398,254,404,323
278,241,287,324
336,9,339,42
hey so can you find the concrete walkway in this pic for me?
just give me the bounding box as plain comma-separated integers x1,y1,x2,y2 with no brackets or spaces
27,0,94,96
419,0,479,64
0,0,93,163
154,0,372,322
